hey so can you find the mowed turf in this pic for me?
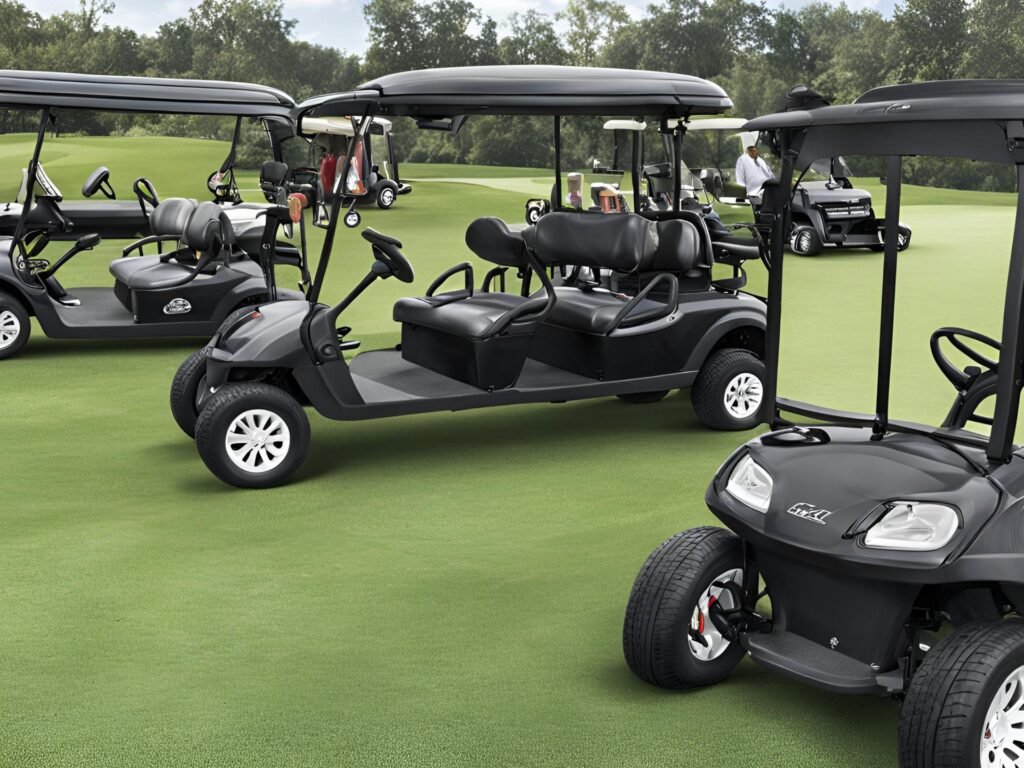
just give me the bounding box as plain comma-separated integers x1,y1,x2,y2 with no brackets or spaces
0,134,1019,767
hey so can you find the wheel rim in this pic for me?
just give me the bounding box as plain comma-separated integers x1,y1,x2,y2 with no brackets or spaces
381,189,394,206
688,568,743,662
0,310,21,350
981,664,1024,766
224,408,291,474
793,230,810,253
723,372,763,420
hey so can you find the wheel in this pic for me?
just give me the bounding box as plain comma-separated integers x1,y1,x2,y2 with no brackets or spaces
0,290,30,360
526,205,543,225
617,390,669,404
898,619,1024,768
623,527,746,689
194,383,310,489
170,348,212,438
691,349,765,430
873,225,912,253
376,184,397,209
789,225,823,256
344,210,361,228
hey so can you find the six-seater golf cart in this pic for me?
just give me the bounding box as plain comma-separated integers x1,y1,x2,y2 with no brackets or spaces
0,71,309,360
623,80,1024,768
169,65,770,488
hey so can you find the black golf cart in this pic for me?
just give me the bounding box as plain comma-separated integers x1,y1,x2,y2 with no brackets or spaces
623,80,1024,768
0,71,308,360
292,115,411,229
169,65,770,488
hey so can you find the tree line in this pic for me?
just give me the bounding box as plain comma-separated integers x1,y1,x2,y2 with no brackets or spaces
0,0,1018,189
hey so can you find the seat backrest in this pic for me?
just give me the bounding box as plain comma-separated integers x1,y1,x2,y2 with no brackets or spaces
150,198,198,237
530,212,658,273
181,201,234,252
465,217,530,268
649,218,702,273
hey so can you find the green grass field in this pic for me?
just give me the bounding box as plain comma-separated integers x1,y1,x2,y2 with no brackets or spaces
1,134,1019,767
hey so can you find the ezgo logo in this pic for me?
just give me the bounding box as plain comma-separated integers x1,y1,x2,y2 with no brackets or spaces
786,502,833,525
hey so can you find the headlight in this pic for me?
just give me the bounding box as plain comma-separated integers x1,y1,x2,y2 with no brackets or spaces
864,502,960,551
726,455,773,513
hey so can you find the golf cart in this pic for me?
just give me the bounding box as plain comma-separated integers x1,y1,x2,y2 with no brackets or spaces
623,80,1024,768
169,65,770,488
0,71,308,361
524,118,718,223
294,115,411,229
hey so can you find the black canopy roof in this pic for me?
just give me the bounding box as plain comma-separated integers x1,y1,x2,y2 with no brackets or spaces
0,70,295,116
744,80,1024,166
298,65,732,120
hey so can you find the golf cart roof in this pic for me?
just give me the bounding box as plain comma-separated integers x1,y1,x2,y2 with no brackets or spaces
744,80,1024,165
0,70,295,117
299,115,392,137
298,65,732,120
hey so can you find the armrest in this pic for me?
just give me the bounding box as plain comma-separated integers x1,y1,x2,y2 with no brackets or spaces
426,262,473,304
481,266,507,293
603,272,679,334
123,233,180,258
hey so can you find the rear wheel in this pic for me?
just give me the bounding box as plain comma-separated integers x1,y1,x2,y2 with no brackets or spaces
0,291,30,360
170,348,210,438
623,527,746,689
194,383,310,489
376,183,398,209
691,349,765,430
898,619,1024,768
790,225,823,256
617,390,669,404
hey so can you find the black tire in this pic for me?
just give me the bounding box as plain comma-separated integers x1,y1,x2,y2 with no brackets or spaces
874,225,912,253
898,619,1024,768
789,225,823,256
623,527,746,689
617,390,670,404
691,349,766,431
194,383,310,489
376,182,398,209
0,290,30,360
170,348,210,438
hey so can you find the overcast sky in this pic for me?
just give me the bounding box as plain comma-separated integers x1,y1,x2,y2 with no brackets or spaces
31,0,898,54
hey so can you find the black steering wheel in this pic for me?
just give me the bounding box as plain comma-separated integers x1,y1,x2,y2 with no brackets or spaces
930,326,1001,390
82,166,116,200
132,177,159,210
362,228,414,283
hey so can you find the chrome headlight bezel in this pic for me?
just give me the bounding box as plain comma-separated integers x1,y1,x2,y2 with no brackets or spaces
725,454,773,513
863,501,961,552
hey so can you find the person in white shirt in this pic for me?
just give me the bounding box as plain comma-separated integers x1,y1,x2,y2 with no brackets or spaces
735,144,775,197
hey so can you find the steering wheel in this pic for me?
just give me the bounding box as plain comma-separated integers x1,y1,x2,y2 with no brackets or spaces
930,327,1001,390
132,177,159,210
362,228,414,283
82,166,115,200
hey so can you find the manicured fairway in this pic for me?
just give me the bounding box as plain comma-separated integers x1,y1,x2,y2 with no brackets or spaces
0,135,1018,767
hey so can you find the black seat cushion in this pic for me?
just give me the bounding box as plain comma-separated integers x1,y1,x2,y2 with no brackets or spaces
650,218,702,273
543,287,669,334
528,212,658,272
465,217,531,268
181,201,235,252
394,292,546,340
110,254,260,291
150,198,198,237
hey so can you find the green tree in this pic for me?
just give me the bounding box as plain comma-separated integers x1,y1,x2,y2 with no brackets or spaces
499,11,567,65
960,0,1024,79
891,0,967,81
558,0,628,67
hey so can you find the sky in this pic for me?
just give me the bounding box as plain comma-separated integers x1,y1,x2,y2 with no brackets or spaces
32,0,898,54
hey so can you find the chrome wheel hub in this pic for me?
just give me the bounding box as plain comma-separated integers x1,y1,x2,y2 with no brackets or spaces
225,409,290,474
688,568,743,662
981,664,1024,766
0,310,20,350
723,373,763,420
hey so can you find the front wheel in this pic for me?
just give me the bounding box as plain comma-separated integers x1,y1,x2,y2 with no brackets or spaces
0,291,30,360
170,347,210,438
790,225,823,256
623,527,746,689
194,383,310,488
376,183,397,209
899,619,1024,768
691,349,765,430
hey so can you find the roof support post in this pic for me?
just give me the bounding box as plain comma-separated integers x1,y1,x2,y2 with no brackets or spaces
672,123,683,213
763,142,794,429
553,116,562,209
873,155,903,438
988,162,1024,462
631,128,642,212
12,107,51,265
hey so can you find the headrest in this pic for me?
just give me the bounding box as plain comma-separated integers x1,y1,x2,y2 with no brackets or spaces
530,212,658,272
465,217,529,268
260,161,289,188
149,198,198,237
651,219,702,273
181,201,234,252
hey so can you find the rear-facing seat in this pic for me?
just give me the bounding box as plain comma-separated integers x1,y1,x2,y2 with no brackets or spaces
392,217,555,390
